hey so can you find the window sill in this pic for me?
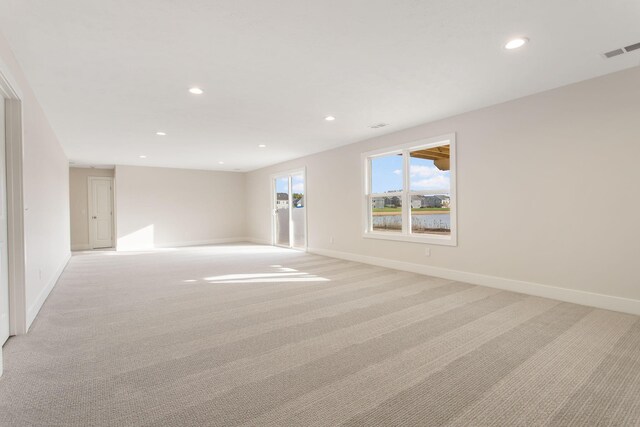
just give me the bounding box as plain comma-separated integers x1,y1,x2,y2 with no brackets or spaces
363,231,457,246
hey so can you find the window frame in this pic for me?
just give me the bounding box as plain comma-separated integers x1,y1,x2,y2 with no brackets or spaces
362,133,457,246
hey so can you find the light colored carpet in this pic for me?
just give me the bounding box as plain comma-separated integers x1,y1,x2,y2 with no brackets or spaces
0,244,639,426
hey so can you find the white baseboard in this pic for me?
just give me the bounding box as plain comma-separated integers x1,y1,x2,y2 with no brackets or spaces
160,237,248,248
308,247,640,316
27,252,71,330
71,243,91,251
116,237,249,251
245,236,271,245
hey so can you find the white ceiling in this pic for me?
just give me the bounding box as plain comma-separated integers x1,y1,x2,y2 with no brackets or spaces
0,0,638,171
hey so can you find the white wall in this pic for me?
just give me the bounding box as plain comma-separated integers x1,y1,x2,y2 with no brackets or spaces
115,165,246,250
0,33,70,329
246,67,640,312
69,167,114,250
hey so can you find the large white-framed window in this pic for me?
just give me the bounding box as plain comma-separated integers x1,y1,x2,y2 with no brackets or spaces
362,133,456,246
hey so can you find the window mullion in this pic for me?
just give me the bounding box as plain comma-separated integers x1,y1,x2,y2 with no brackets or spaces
402,150,410,235
366,194,372,232
366,157,371,232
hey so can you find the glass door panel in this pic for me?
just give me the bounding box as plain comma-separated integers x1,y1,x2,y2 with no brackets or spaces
291,173,305,249
274,176,290,247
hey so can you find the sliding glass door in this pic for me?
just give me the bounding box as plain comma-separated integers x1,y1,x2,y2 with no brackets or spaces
273,170,306,250
274,176,290,247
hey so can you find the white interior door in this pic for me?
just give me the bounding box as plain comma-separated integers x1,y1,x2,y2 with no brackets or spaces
0,98,10,349
89,177,113,249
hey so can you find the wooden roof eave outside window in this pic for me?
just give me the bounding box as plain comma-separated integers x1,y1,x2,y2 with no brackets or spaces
410,145,450,161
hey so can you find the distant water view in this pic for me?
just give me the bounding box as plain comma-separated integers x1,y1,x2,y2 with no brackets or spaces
372,211,450,234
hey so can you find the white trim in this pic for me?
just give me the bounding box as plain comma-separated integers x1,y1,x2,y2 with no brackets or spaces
26,252,71,330
0,58,22,99
363,231,457,245
71,244,92,251
158,237,247,248
112,171,118,248
270,175,277,246
307,247,640,316
362,133,457,247
245,237,271,245
1,66,27,337
5,99,26,335
69,164,115,169
115,237,248,251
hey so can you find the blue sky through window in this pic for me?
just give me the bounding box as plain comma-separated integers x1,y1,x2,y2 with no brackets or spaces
409,156,450,193
276,175,304,194
275,177,288,193
371,155,403,193
291,175,304,194
371,152,450,194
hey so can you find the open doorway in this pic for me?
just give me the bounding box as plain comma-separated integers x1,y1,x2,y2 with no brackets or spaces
272,169,306,250
69,167,115,250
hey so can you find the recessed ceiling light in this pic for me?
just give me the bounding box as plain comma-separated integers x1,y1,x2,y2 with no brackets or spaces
325,115,336,121
156,131,166,136
139,155,147,159
218,161,224,165
504,37,528,50
258,144,267,148
189,87,204,95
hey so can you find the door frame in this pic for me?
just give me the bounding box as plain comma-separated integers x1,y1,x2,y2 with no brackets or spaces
87,176,115,249
0,59,27,336
270,167,307,251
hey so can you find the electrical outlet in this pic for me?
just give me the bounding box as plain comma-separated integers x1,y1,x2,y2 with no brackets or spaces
329,236,335,244
424,248,431,257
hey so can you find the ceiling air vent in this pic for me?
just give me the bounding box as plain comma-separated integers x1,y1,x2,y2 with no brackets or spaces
624,42,640,53
603,41,640,59
369,123,389,129
604,48,625,58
